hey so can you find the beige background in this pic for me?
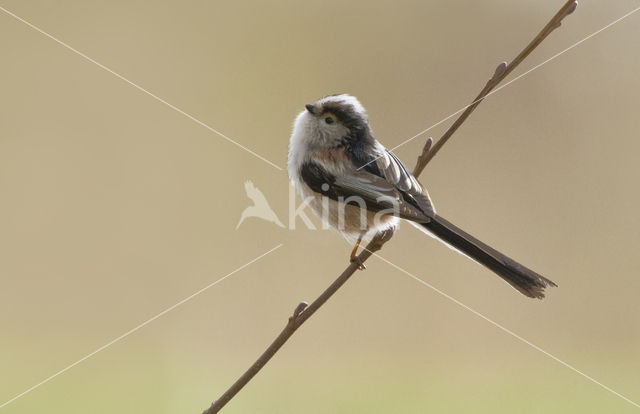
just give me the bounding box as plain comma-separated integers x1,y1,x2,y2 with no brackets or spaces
1,0,639,412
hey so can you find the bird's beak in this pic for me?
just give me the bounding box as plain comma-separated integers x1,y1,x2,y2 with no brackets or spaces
305,104,316,115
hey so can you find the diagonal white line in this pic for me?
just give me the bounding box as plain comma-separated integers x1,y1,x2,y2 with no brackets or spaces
0,243,283,410
0,5,283,171
372,251,640,410
357,4,640,171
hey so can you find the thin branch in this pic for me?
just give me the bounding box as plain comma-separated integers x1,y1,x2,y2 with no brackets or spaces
413,0,578,175
203,2,577,412
412,137,433,179
203,229,394,414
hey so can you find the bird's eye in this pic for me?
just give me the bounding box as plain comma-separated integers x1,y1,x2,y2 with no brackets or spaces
324,117,334,124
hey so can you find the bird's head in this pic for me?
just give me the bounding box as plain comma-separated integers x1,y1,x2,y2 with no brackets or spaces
292,94,371,148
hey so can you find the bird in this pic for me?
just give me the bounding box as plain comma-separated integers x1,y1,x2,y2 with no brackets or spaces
287,94,556,299
236,180,285,229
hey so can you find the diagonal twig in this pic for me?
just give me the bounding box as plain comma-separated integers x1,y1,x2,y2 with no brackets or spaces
203,2,577,412
203,229,394,413
413,0,578,177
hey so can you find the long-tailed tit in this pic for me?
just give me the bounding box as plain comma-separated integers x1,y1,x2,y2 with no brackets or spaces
288,94,556,299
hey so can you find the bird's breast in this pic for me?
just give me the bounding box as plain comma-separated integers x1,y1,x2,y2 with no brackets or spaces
308,146,351,176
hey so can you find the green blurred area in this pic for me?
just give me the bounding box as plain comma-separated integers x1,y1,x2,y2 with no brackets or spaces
3,343,640,413
1,0,639,412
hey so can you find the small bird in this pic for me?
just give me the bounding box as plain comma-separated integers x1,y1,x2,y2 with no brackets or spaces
288,94,556,299
236,180,284,229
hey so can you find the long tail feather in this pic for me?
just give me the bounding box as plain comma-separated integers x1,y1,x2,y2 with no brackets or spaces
421,215,557,299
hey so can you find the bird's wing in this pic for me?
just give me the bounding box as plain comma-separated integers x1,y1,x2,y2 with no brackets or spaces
299,159,430,222
368,148,436,218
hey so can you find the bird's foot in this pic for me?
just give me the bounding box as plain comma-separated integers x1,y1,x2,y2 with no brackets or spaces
349,236,365,270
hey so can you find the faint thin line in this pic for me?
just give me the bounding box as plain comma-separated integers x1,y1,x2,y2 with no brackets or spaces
358,4,640,171
0,244,283,410
0,5,283,171
372,251,640,410
390,4,640,151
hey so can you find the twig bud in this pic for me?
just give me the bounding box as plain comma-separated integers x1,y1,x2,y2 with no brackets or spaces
293,301,308,317
493,61,508,80
564,1,578,17
423,137,433,154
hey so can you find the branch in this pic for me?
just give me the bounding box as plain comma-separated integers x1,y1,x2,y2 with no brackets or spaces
413,0,578,176
203,2,577,412
203,229,394,414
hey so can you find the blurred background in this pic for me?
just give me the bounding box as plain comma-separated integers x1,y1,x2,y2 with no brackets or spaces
1,0,639,412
